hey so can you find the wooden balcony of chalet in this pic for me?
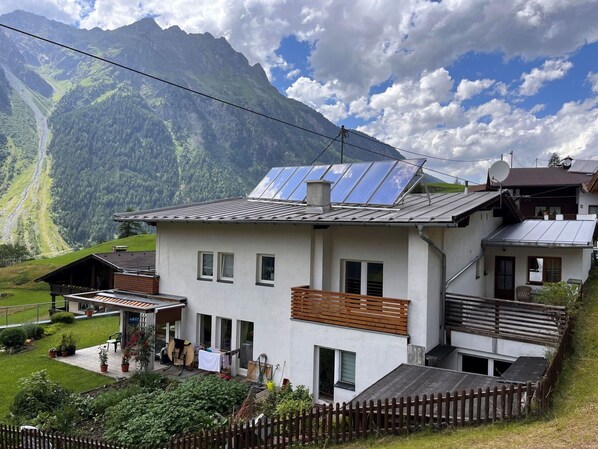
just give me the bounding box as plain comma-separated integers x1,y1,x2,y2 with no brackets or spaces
291,287,409,336
445,292,568,346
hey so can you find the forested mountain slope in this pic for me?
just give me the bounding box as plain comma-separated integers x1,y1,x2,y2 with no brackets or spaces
0,11,401,246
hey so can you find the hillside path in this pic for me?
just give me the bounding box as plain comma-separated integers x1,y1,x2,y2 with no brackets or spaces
1,65,49,241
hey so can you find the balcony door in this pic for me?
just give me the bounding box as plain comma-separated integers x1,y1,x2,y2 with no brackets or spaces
344,261,383,297
495,256,515,300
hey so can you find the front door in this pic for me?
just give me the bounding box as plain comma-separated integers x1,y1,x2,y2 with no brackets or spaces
318,347,335,401
495,256,515,300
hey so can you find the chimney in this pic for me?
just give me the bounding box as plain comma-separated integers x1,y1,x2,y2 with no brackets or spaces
464,180,469,194
306,180,332,213
112,245,128,252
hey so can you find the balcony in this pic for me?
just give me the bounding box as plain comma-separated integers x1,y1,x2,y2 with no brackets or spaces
113,272,160,295
445,292,567,346
291,287,409,336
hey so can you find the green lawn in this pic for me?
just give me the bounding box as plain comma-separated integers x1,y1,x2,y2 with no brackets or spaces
339,268,598,449
0,315,119,419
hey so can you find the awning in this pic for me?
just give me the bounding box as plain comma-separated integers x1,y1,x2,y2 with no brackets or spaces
483,219,596,248
65,289,186,315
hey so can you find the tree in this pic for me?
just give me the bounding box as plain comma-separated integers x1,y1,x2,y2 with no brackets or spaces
116,208,142,238
548,152,561,167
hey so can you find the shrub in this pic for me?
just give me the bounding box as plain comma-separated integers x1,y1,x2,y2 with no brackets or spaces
0,327,27,350
10,371,72,423
258,383,313,418
534,282,580,315
104,376,249,446
129,371,172,391
50,312,75,324
43,322,66,336
57,332,79,354
21,322,45,340
91,385,143,415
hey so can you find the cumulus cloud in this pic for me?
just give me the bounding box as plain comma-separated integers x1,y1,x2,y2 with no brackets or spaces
286,77,347,121
455,79,495,101
588,72,598,93
519,59,573,96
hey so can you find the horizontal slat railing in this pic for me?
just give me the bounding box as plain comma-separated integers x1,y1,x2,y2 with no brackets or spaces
291,287,409,336
445,292,567,345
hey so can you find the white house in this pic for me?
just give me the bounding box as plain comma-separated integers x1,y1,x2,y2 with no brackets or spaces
114,160,595,403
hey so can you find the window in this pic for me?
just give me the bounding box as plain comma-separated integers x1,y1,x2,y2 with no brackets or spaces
462,354,488,375
528,256,561,284
589,205,598,215
257,254,275,284
198,251,214,280
534,206,562,217
197,314,212,347
239,321,254,369
493,360,512,377
344,261,383,296
340,351,356,385
218,253,234,281
219,317,232,351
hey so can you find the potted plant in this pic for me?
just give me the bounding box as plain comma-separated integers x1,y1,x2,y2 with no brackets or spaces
64,332,78,356
121,346,131,372
85,308,93,317
99,346,108,372
59,334,69,357
48,347,57,358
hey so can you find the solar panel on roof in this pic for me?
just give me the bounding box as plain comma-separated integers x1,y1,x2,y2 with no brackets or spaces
248,159,426,206
248,167,283,198
287,165,330,201
330,162,372,203
345,160,396,204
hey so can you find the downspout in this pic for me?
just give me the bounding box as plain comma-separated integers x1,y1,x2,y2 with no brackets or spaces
417,224,447,345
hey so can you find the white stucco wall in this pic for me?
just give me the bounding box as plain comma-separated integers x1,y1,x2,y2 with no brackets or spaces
444,210,503,296
290,320,408,403
484,246,592,296
156,222,312,384
577,191,598,214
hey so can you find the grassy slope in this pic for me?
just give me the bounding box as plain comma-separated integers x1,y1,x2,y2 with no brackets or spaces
0,315,119,419
340,268,598,449
0,234,156,308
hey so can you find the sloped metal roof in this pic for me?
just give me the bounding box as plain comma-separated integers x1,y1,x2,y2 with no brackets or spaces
113,191,509,226
483,219,596,248
492,167,590,187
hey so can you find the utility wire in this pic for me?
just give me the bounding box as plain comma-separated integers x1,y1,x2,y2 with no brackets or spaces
346,129,497,163
0,22,479,184
310,130,342,165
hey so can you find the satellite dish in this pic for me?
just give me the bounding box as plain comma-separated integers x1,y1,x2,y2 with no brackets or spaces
489,160,510,184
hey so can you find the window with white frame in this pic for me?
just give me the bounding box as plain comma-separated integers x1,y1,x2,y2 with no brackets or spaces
527,256,561,284
344,261,383,296
257,254,275,284
339,350,356,385
219,253,234,281
198,251,214,280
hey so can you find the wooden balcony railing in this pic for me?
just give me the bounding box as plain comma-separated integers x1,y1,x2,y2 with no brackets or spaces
49,284,94,296
291,287,409,336
445,292,567,346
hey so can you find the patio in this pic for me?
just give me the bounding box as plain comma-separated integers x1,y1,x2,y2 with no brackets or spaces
55,344,206,380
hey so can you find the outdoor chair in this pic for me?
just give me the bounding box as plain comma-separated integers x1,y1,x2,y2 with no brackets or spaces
106,332,122,353
516,286,532,302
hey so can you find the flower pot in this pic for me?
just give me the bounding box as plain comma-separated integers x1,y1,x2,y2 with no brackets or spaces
121,363,130,373
100,364,108,373
85,309,93,317
61,351,68,357
48,350,56,358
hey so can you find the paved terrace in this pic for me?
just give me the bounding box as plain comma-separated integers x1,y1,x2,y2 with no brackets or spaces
55,344,205,380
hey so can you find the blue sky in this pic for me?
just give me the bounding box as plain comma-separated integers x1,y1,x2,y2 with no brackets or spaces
1,0,597,183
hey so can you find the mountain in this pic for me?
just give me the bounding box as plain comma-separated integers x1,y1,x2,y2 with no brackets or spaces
0,11,401,248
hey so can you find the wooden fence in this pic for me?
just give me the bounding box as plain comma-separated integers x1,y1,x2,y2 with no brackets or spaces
291,287,409,336
0,384,534,449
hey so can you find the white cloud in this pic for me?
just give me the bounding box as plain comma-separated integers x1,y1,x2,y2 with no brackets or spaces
588,72,598,93
455,79,495,101
285,76,347,122
519,59,573,96
285,68,301,80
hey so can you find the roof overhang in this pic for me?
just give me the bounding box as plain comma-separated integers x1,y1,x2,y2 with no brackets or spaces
65,289,186,313
483,219,596,248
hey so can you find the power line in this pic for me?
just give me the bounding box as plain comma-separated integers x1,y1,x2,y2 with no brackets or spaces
0,22,479,184
346,129,497,163
310,130,342,165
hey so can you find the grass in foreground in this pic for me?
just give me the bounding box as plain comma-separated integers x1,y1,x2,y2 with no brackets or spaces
339,268,598,449
0,315,118,419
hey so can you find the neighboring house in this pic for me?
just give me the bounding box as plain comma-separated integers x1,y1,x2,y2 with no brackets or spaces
36,249,156,312
489,166,596,218
112,160,595,403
